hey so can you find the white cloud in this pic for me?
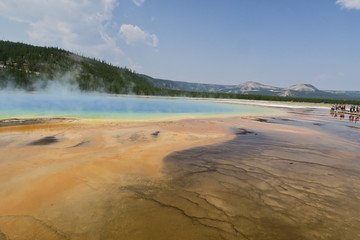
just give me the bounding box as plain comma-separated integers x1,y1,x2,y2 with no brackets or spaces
132,0,145,7
119,24,158,47
336,0,360,10
0,0,159,66
0,0,123,64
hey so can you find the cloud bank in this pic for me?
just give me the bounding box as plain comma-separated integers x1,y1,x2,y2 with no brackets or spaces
336,0,360,10
0,0,157,67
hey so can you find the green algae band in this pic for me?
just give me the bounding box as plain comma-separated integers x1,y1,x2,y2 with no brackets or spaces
0,93,272,120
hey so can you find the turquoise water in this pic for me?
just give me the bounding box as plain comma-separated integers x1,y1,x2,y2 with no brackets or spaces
0,92,272,120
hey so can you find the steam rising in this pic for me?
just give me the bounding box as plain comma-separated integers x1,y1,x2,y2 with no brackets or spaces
0,70,270,119
1,68,83,95
33,72,82,95
0,81,262,120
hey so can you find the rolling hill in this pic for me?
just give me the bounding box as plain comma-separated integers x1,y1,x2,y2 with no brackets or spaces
1,40,359,102
142,75,358,100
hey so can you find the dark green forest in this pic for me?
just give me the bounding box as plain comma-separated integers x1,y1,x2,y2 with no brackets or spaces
1,40,359,105
0,40,155,94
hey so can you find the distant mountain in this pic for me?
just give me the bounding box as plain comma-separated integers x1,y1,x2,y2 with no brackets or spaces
142,76,359,100
287,84,317,92
216,81,282,95
280,84,317,97
279,84,344,99
1,40,358,102
140,74,226,92
325,90,360,98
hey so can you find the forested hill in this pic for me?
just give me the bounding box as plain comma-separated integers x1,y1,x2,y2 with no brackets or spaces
0,40,157,94
1,40,359,105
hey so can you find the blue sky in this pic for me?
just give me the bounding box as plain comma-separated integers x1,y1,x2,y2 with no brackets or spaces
0,0,359,90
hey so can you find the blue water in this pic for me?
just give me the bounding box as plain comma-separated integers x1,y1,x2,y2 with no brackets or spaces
0,92,271,119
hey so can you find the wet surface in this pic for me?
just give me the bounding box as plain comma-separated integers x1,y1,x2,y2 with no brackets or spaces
235,128,257,135
0,118,46,127
69,140,89,148
255,118,271,123
0,118,68,127
113,108,360,240
151,131,161,137
0,230,7,240
29,136,58,145
160,136,359,239
1,108,360,239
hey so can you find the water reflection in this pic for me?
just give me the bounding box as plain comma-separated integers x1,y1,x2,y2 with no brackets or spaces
331,111,360,124
349,115,359,123
330,111,345,120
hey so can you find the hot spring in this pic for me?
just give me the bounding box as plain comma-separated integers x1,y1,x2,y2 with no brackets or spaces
0,92,273,120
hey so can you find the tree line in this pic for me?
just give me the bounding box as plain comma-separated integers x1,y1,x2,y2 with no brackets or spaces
1,40,359,105
0,40,155,93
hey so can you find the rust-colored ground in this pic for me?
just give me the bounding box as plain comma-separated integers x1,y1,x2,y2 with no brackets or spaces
0,109,359,239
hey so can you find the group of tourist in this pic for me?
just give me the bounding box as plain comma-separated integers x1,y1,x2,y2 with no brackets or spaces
349,106,359,113
331,104,360,113
332,104,346,111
